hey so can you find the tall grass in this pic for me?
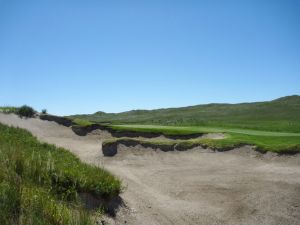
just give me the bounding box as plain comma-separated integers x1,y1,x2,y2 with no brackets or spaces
0,106,19,114
0,123,121,224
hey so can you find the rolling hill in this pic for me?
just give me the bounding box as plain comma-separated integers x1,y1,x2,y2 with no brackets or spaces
70,95,300,133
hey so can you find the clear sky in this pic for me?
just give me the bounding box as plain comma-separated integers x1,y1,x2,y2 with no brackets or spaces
0,0,299,115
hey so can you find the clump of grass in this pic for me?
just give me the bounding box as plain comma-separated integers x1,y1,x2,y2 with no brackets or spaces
21,186,92,225
17,105,35,118
0,123,121,224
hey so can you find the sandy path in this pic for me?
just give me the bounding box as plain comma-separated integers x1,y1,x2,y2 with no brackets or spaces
0,113,299,225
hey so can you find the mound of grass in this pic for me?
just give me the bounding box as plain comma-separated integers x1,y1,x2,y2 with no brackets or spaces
0,123,121,225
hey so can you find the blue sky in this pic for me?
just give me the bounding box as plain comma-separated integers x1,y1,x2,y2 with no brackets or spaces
0,0,299,115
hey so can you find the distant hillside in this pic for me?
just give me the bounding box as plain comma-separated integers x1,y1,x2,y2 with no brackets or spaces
69,95,300,132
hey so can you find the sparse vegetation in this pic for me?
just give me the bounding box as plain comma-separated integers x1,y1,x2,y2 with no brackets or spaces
41,109,47,114
0,123,121,224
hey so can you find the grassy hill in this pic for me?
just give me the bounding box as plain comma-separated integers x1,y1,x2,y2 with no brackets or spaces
0,123,121,225
70,95,300,133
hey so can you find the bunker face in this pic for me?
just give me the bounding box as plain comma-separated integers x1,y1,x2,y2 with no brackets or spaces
0,113,300,225
103,145,300,225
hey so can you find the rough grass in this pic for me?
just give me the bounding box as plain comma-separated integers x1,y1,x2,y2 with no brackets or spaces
0,123,121,225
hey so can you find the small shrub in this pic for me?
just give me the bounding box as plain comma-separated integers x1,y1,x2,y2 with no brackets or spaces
17,105,35,118
41,109,47,114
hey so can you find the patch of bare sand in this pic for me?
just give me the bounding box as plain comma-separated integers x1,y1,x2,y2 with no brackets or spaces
105,145,300,225
0,113,299,225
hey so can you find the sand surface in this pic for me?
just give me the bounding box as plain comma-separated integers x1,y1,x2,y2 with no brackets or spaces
0,113,299,225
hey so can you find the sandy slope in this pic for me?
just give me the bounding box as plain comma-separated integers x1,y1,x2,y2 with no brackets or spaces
0,113,299,225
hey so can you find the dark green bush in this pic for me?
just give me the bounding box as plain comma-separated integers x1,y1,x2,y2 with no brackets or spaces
41,109,47,114
17,105,35,118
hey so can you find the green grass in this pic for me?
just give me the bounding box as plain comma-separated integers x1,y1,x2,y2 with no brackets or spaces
0,123,121,225
0,106,19,114
72,118,94,127
110,124,300,137
70,95,300,133
70,95,300,153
